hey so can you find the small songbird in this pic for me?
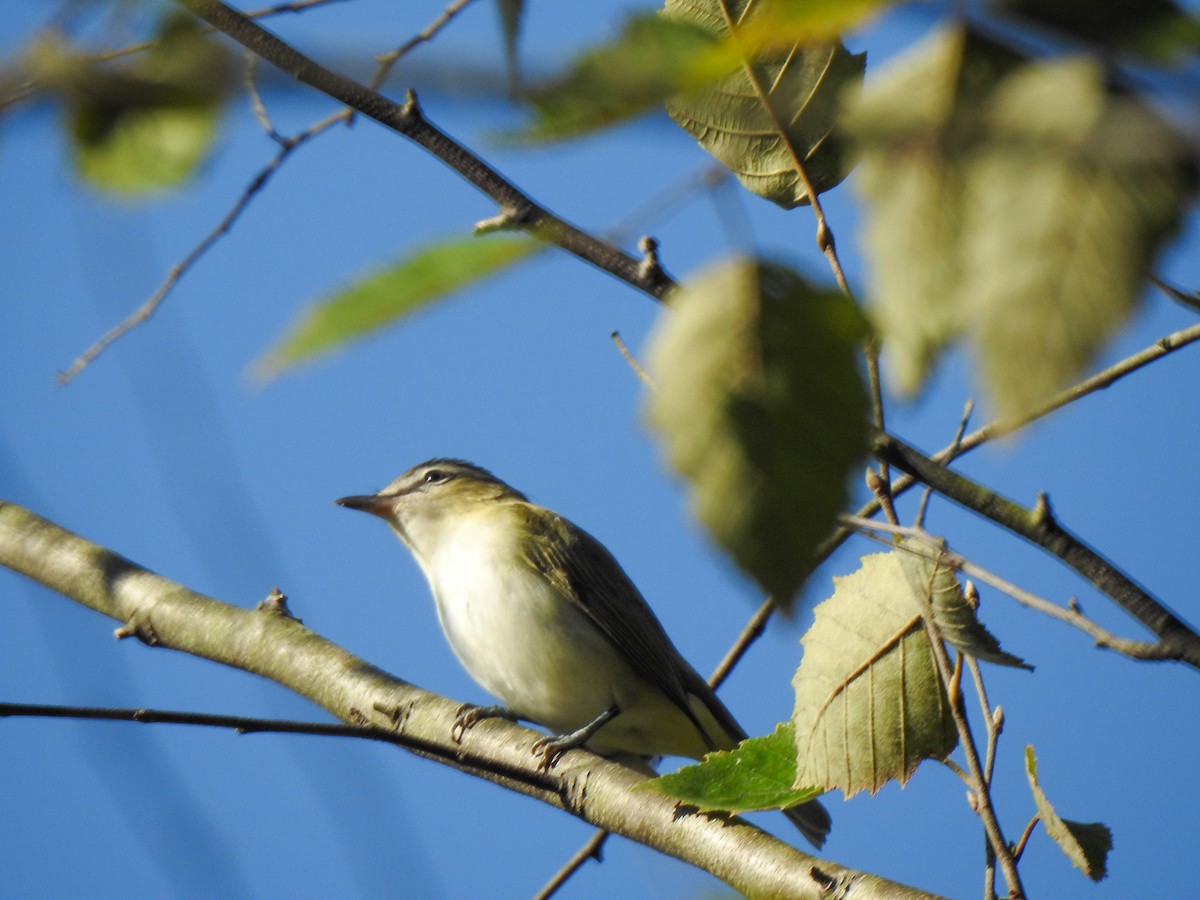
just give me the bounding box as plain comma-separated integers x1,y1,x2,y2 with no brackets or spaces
337,459,829,847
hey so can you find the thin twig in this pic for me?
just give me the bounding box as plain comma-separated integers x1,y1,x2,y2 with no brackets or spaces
173,0,672,298
1011,816,1041,863
872,433,1200,669
0,701,562,792
842,517,1184,663
919,609,1025,897
58,107,344,383
916,400,973,529
1151,275,1200,314
610,332,655,390
367,0,477,92
533,830,611,900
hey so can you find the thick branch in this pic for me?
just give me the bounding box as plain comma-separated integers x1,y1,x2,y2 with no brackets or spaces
0,499,935,900
171,0,673,300
872,433,1200,670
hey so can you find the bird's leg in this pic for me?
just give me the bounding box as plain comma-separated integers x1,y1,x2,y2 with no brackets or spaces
531,704,621,771
451,703,521,743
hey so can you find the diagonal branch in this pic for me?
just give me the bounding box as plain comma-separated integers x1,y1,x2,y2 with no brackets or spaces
871,432,1200,670
0,498,936,900
172,0,673,299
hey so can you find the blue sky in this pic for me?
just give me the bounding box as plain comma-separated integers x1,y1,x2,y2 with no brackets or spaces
3,1,1199,897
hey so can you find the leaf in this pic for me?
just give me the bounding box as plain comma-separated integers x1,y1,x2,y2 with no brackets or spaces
793,551,958,796
256,235,539,378
848,27,1196,420
644,257,870,608
664,0,867,207
642,723,822,813
518,16,720,142
998,0,1200,60
894,539,1032,669
28,16,235,196
1025,746,1113,881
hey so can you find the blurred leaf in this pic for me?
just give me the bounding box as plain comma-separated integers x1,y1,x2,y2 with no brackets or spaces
27,15,235,195
645,257,870,608
997,0,1200,60
642,723,822,812
1025,746,1113,881
496,0,524,97
793,551,958,796
519,16,720,141
849,26,1196,419
664,0,867,207
895,538,1032,669
256,235,539,378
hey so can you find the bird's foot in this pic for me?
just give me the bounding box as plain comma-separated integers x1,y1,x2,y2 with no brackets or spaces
529,704,621,771
451,703,519,743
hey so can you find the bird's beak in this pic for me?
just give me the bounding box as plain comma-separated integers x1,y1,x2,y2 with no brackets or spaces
335,493,395,519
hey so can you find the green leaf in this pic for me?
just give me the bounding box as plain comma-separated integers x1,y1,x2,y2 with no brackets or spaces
256,235,539,378
1025,746,1113,881
793,551,958,796
644,257,870,608
848,27,1196,420
642,723,822,813
664,0,867,207
894,539,1032,669
28,16,235,196
519,15,720,142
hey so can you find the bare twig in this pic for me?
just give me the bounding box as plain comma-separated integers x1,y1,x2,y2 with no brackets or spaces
58,106,344,383
367,0,477,92
841,517,1188,663
61,0,673,381
610,332,655,390
172,0,671,298
871,433,1200,669
1152,276,1200,314
533,830,611,900
918,606,1025,897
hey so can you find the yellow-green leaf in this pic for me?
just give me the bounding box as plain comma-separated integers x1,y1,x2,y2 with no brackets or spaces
849,26,1196,419
894,539,1031,669
793,551,958,796
1026,746,1113,881
518,16,720,142
256,235,539,378
645,257,870,608
664,0,867,207
28,15,235,196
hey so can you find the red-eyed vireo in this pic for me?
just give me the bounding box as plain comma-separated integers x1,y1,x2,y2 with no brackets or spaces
337,459,830,847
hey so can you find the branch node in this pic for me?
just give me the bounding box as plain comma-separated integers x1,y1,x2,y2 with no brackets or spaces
256,586,298,620
401,87,422,122
636,235,663,284
114,615,159,645
1032,492,1054,526
475,207,532,234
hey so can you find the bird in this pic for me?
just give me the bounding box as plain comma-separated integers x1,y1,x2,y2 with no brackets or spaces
336,458,829,847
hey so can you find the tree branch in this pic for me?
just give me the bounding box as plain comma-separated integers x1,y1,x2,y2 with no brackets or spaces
172,0,673,300
0,498,937,900
871,432,1200,670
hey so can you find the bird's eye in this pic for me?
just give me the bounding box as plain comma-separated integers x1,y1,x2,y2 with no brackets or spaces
423,469,448,485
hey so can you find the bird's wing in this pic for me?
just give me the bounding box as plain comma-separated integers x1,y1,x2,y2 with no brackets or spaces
516,503,744,749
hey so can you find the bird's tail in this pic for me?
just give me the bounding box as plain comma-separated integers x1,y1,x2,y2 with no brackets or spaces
784,798,831,849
